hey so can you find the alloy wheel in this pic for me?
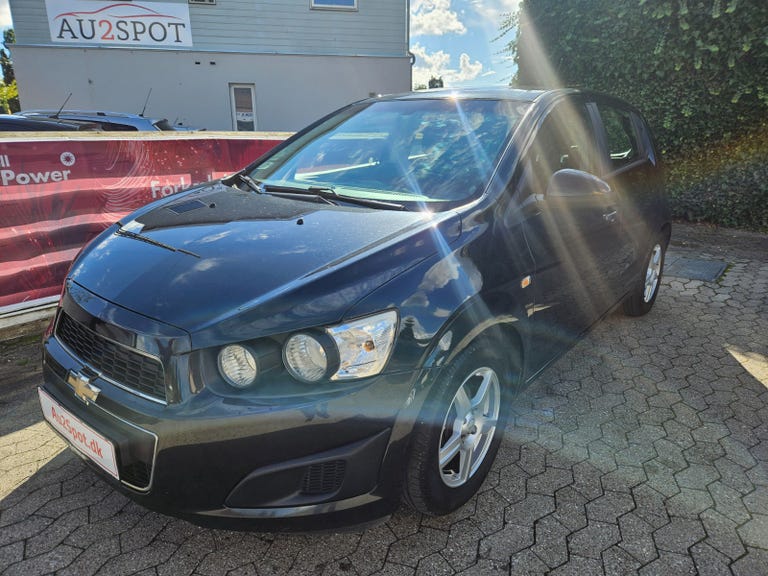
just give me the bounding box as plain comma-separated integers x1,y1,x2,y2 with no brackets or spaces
438,366,501,488
643,243,663,303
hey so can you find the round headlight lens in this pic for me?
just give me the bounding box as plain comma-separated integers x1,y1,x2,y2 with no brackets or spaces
283,333,329,383
217,345,258,389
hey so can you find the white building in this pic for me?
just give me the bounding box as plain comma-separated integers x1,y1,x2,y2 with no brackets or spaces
9,0,412,130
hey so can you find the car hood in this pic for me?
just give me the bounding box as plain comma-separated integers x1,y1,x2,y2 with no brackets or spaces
69,183,461,341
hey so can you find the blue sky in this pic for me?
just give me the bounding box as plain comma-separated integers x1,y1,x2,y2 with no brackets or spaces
0,0,519,87
410,0,519,87
0,0,9,36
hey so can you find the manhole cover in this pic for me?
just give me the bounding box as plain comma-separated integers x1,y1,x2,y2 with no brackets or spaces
665,256,728,282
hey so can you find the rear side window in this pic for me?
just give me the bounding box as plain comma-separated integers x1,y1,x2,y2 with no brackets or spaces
597,104,642,172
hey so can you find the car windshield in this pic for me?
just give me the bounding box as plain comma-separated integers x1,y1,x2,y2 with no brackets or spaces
248,98,530,209
153,119,175,131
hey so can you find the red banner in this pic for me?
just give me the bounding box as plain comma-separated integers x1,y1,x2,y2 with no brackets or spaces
0,135,285,310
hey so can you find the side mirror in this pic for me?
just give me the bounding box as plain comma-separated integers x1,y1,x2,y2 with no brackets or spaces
546,169,611,198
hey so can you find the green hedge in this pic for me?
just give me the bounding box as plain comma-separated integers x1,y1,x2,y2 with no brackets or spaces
666,123,768,232
504,0,768,231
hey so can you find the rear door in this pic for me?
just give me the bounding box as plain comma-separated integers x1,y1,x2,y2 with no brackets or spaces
589,99,657,294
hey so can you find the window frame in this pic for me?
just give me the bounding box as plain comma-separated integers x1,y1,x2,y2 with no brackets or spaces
229,84,257,132
591,100,647,176
517,97,601,198
310,0,358,11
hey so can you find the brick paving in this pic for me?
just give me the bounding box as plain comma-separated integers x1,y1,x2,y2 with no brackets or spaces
1,223,767,575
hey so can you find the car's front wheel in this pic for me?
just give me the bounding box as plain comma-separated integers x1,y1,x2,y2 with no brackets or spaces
402,339,516,515
624,233,667,316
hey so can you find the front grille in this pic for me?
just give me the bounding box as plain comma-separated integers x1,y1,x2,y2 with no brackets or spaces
301,460,346,495
56,312,166,402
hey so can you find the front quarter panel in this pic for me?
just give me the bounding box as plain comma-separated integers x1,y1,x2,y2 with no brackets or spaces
346,202,534,380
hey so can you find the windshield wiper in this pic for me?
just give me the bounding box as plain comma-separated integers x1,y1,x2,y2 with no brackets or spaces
116,227,200,258
225,175,336,206
230,172,262,194
260,183,338,206
261,183,405,211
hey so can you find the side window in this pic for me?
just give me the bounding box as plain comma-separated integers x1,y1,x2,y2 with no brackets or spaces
519,101,597,196
597,104,642,171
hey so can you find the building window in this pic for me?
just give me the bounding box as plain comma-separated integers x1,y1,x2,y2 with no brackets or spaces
311,0,357,11
230,84,257,131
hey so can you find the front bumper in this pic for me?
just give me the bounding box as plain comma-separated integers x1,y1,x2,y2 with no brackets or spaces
40,288,427,530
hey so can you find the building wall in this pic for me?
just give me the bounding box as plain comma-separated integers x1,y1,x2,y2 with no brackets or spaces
9,0,409,57
12,46,412,130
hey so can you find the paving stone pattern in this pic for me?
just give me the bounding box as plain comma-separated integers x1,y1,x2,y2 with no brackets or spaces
1,223,767,575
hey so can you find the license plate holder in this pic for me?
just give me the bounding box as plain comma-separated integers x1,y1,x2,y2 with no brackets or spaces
39,388,119,480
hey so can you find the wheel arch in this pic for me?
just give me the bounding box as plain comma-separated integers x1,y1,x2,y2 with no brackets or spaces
419,293,528,387
660,221,672,247
400,304,524,515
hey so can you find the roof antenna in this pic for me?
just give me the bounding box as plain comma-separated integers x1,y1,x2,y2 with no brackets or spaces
140,88,152,117
54,92,72,119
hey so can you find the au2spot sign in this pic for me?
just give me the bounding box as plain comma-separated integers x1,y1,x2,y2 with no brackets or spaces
45,0,193,48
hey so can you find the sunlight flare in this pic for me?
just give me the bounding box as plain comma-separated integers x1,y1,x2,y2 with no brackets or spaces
0,420,65,500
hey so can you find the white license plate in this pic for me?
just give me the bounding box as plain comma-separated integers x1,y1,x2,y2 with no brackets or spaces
39,388,119,480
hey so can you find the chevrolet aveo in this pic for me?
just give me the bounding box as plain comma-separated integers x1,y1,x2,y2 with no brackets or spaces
40,88,670,530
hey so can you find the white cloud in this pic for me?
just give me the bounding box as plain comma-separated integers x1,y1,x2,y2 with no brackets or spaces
412,43,484,88
411,43,450,86
469,0,521,23
456,53,483,81
0,1,12,30
411,0,466,37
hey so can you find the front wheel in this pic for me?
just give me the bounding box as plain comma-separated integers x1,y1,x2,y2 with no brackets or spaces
623,234,666,316
402,340,516,515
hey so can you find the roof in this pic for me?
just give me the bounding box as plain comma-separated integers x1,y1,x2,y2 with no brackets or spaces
17,110,169,130
392,87,549,102
377,87,641,115
21,110,162,122
0,114,94,131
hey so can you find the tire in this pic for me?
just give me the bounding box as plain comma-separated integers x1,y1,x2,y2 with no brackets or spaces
402,339,517,515
623,233,666,317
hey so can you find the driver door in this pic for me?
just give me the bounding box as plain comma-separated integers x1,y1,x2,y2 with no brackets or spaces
520,98,630,372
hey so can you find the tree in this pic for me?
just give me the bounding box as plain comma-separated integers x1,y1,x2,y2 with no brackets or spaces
428,76,444,89
1,28,18,112
1,29,15,84
0,80,17,114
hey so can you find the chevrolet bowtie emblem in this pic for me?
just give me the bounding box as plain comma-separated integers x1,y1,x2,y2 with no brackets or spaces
67,370,100,404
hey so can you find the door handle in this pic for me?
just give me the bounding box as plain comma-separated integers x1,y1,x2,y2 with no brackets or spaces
602,210,618,223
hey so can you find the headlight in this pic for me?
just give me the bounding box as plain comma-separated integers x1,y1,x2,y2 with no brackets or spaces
328,310,398,380
282,311,397,382
218,344,258,388
283,332,338,383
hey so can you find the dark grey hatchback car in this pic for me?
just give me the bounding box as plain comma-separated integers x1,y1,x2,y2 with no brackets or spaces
40,88,670,530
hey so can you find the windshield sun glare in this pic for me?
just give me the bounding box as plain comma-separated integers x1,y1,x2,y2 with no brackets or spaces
249,99,530,208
